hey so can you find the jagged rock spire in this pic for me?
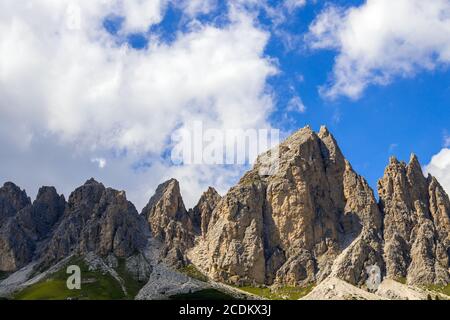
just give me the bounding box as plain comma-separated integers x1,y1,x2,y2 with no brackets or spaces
379,154,450,285
0,182,31,223
191,187,222,237
39,181,148,270
141,179,195,267
0,184,65,272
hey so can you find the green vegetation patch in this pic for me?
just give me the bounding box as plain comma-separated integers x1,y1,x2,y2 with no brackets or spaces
426,284,450,297
396,277,407,285
14,257,125,300
170,289,235,300
178,265,209,282
237,284,315,300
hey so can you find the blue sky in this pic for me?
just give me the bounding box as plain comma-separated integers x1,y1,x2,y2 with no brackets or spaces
141,0,450,196
0,0,449,208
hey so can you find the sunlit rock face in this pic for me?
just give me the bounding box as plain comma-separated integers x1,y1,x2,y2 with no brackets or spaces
189,126,384,287
379,155,450,285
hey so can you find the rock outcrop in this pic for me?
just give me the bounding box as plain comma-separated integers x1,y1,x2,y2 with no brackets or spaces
2,125,450,298
0,183,31,224
191,187,222,237
190,126,385,287
141,179,197,267
379,155,450,285
142,181,222,267
0,184,65,272
39,179,148,270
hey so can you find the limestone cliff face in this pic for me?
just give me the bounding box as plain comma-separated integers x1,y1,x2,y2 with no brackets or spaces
2,126,449,291
189,126,384,287
141,179,196,267
0,184,65,272
378,155,450,285
142,180,222,267
39,179,148,270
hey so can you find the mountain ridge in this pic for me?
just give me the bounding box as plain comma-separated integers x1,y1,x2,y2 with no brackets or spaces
1,126,449,299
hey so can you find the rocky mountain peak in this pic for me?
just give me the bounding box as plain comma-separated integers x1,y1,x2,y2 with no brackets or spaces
84,178,102,185
190,126,384,287
389,156,399,165
192,187,222,237
0,184,66,272
0,182,31,223
38,181,147,270
141,179,195,267
142,179,184,220
1,126,449,298
379,154,450,285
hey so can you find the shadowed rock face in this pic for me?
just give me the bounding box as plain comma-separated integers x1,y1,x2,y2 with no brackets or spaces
0,183,31,225
189,126,385,287
191,187,222,237
379,155,450,285
0,184,65,272
39,179,148,270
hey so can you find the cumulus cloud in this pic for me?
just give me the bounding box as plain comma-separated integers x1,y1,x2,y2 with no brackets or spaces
284,0,307,13
174,0,217,17
120,0,167,32
0,1,277,208
306,0,450,99
287,96,306,113
425,148,450,196
445,133,450,148
91,158,107,169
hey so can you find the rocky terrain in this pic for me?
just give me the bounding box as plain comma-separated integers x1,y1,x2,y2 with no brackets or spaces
0,126,449,300
189,126,385,287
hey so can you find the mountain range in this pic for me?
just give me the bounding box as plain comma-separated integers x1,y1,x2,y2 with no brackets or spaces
0,126,449,300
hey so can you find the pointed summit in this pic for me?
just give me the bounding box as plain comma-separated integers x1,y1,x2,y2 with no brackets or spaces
192,187,222,236
389,156,399,165
408,153,423,173
318,125,330,136
409,153,419,163
84,178,101,185
191,125,384,287
142,179,184,220
39,180,147,270
0,182,31,223
141,179,195,267
379,152,450,285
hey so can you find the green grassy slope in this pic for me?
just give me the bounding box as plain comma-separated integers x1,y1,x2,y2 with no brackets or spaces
237,284,315,300
14,258,126,300
170,289,235,300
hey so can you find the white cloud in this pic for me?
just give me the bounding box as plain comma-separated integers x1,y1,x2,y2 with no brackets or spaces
388,143,398,153
306,0,450,99
91,158,107,169
121,0,166,32
284,0,306,13
0,1,277,209
445,133,450,148
425,148,450,196
174,0,217,17
287,96,306,113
